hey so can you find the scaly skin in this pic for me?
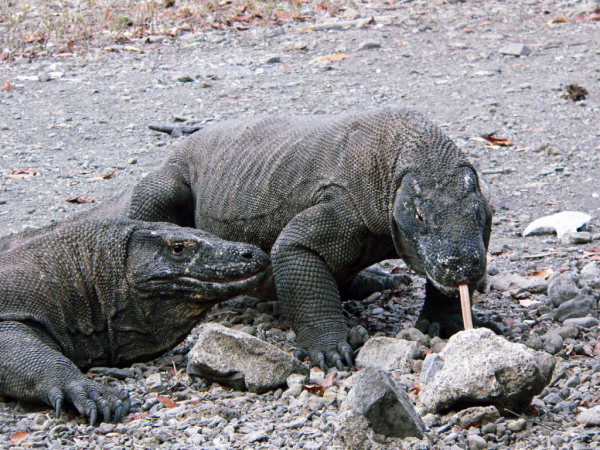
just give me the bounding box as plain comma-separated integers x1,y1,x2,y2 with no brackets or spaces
110,108,495,370
0,219,269,424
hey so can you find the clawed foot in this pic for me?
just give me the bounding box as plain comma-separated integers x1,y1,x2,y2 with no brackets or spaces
294,325,369,372
416,281,504,338
341,268,412,300
49,376,130,425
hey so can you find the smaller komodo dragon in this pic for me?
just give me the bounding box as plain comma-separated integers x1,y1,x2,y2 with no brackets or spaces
0,219,269,424
100,108,502,371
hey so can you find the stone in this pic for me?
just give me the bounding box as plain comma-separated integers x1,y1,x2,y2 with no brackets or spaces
397,327,430,344
245,430,269,443
452,406,500,428
498,43,532,56
263,54,281,64
333,409,387,450
553,295,597,322
342,366,426,439
506,418,527,432
88,367,135,380
561,232,592,245
419,329,555,413
563,317,599,328
342,7,360,20
420,353,444,384
489,273,548,293
186,323,308,393
356,337,420,372
468,434,488,450
577,405,600,426
548,272,584,307
543,332,564,355
357,40,381,51
145,373,165,393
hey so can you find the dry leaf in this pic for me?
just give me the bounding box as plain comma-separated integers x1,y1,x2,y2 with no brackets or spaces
157,396,176,408
10,432,27,444
62,196,95,203
320,373,335,388
311,53,347,64
125,411,149,423
6,168,39,179
481,135,513,146
1,81,14,92
547,200,563,205
302,384,325,396
87,170,116,182
547,18,567,24
527,268,554,279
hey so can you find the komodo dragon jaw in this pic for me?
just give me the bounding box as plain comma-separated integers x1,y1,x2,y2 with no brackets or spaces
126,224,270,302
391,165,492,296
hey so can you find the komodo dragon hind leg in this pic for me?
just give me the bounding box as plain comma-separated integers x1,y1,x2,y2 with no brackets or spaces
340,267,412,301
0,322,129,425
415,281,504,338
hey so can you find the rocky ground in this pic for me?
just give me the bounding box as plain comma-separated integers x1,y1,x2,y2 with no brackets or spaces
1,0,600,448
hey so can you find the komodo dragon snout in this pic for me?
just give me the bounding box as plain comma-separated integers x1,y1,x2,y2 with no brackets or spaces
126,223,270,302
392,165,492,296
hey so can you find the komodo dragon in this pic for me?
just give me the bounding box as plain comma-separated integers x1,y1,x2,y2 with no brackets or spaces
0,219,269,424
106,108,500,370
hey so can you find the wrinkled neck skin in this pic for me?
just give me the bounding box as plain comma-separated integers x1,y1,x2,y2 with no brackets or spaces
388,161,492,297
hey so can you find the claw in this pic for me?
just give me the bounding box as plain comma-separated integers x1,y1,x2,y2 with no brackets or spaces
113,404,123,423
428,322,441,338
335,357,344,371
343,349,353,368
315,353,326,373
122,397,131,416
294,349,309,362
54,397,63,420
89,407,97,427
102,405,111,423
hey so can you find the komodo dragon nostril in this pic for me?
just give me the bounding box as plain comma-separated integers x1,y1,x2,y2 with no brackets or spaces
241,250,254,260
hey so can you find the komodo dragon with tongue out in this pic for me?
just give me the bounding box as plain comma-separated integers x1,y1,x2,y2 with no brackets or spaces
109,108,501,371
0,219,269,424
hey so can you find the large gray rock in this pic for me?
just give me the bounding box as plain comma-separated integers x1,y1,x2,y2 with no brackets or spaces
186,323,308,393
419,329,555,413
489,273,548,293
356,337,421,372
342,367,426,439
553,295,597,322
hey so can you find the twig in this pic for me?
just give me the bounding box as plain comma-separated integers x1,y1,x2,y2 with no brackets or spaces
505,408,556,431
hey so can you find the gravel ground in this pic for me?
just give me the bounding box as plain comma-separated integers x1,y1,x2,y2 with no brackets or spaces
1,0,600,448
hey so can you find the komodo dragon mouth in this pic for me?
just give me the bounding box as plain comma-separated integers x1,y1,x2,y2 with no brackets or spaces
176,267,268,286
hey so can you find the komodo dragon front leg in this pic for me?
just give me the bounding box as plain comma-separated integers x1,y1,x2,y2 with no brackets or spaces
0,322,128,424
271,199,373,372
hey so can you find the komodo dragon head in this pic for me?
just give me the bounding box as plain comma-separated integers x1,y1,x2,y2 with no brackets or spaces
391,164,492,296
125,222,270,304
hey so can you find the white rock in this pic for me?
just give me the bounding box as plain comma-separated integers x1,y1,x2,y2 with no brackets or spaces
577,405,600,426
523,211,592,239
356,337,420,372
186,323,308,393
419,329,555,413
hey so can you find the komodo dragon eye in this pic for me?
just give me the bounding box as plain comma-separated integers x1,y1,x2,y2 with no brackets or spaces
171,244,186,255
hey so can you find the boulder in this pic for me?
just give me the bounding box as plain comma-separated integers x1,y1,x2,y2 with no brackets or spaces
419,329,555,413
577,405,600,426
186,323,308,393
342,367,426,439
356,337,421,372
